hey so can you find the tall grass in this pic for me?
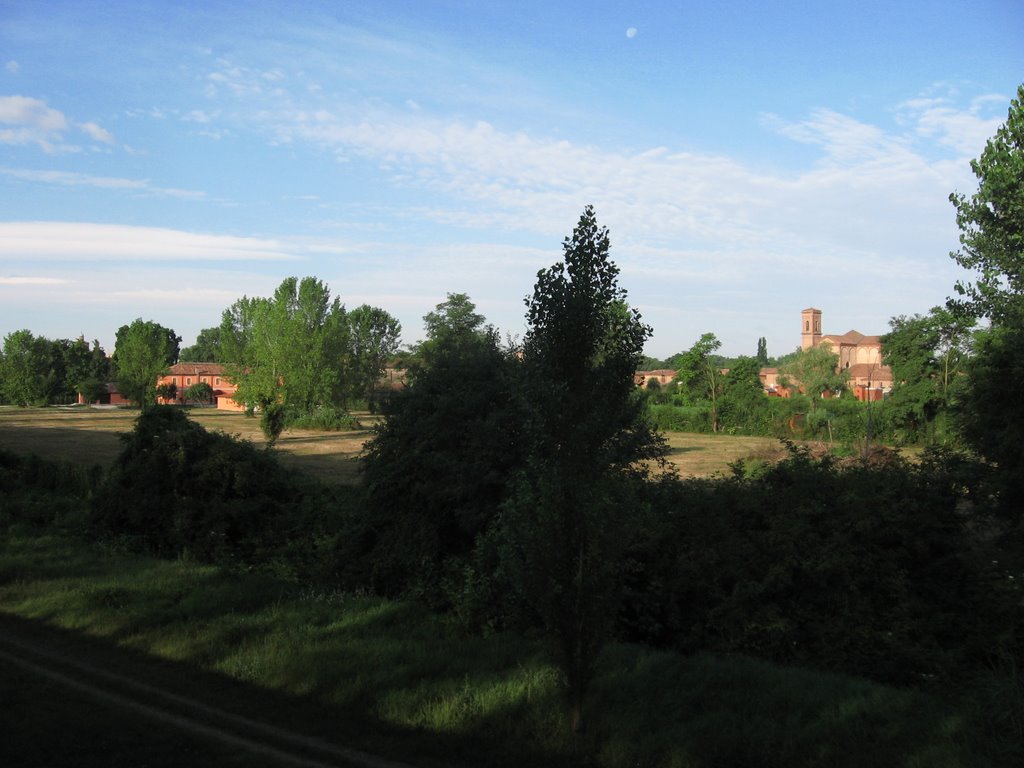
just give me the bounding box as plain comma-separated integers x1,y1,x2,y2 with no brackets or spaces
0,532,1009,767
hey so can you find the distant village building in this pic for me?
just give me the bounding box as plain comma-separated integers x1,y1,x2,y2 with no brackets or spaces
76,383,131,406
156,362,243,410
634,369,677,388
799,307,892,401
637,308,893,403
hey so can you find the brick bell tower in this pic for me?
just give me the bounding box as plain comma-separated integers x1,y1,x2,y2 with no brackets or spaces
801,307,822,350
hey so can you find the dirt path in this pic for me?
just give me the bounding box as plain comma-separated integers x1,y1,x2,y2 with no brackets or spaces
0,615,417,768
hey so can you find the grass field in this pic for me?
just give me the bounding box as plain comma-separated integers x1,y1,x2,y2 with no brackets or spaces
0,405,785,484
0,532,1002,768
0,406,375,485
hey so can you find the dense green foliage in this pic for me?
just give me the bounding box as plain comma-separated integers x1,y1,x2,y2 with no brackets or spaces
621,445,1019,685
949,84,1024,324
499,206,665,730
881,307,973,444
778,342,848,405
947,84,1024,519
345,303,402,406
183,380,214,405
112,318,181,407
179,325,224,363
220,276,349,414
0,332,110,406
956,321,1024,508
88,408,325,569
3,431,1023,765
674,332,725,431
218,276,401,427
356,295,521,600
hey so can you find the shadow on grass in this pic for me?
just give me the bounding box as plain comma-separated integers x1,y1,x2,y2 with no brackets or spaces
666,446,703,456
0,611,580,768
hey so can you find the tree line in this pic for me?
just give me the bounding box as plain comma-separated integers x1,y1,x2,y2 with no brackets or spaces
0,279,402,427
638,303,973,448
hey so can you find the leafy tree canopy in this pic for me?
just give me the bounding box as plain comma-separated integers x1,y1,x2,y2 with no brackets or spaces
881,307,973,443
220,277,348,413
414,292,491,370
674,333,724,429
0,330,54,406
778,343,847,410
180,326,223,362
510,205,665,732
346,304,402,404
112,319,180,408
949,83,1024,323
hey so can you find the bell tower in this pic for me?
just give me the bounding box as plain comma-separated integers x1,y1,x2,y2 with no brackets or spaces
801,307,822,350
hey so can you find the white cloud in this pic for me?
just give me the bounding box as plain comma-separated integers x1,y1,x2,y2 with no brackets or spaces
0,95,70,151
896,92,1007,157
0,276,67,285
77,120,115,144
5,60,19,74
0,222,300,262
0,168,207,199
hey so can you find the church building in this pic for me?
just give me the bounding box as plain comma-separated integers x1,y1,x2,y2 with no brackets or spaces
800,307,892,401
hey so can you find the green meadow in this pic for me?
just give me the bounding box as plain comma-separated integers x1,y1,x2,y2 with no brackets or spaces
0,532,1010,767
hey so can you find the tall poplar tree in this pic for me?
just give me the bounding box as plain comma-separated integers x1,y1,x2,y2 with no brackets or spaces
505,206,664,733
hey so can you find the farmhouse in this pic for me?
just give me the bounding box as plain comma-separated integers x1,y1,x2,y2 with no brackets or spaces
76,383,132,406
156,362,243,410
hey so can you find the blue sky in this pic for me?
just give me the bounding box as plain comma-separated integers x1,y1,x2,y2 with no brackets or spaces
1,1,1022,359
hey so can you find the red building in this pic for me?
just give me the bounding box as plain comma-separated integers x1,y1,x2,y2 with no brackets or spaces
156,362,243,410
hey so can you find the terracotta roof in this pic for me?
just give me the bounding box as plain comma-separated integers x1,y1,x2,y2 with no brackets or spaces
166,362,228,376
821,330,865,345
846,363,893,382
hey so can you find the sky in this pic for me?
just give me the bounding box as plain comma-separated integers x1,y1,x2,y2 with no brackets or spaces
1,1,1022,360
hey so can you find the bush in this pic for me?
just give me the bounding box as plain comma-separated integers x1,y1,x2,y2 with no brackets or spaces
615,444,1018,685
0,449,97,533
90,407,317,567
286,405,360,431
648,404,710,432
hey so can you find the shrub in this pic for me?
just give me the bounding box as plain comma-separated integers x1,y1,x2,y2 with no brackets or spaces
286,405,360,431
90,407,315,567
615,444,1016,685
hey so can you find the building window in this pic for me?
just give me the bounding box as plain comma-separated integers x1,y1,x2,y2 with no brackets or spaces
186,378,191,385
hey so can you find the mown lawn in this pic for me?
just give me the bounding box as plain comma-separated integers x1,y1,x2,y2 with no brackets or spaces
0,406,374,485
0,405,788,484
0,532,1007,768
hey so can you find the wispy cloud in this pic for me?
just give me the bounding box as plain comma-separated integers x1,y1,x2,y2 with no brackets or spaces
0,168,207,200
896,91,1007,156
78,121,115,144
0,222,301,261
0,276,67,285
0,95,118,152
